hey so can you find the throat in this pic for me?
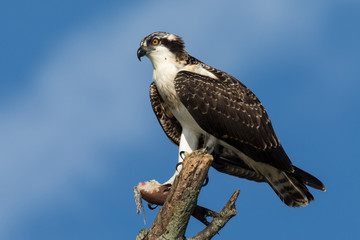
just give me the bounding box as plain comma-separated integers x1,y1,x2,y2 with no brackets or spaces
153,62,182,110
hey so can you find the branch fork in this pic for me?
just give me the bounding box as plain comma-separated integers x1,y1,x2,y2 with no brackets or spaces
135,150,240,240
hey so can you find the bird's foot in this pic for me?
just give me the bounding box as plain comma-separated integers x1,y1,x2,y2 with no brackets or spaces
200,146,213,154
182,150,209,187
175,162,183,172
179,151,190,160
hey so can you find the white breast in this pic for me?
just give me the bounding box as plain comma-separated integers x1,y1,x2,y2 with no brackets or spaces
153,60,218,134
153,62,181,109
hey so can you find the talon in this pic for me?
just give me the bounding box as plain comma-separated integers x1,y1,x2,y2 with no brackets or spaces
179,151,189,160
199,147,209,154
175,162,183,171
148,203,158,210
203,175,209,187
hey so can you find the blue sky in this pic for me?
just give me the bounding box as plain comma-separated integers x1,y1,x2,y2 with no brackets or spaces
1,0,359,239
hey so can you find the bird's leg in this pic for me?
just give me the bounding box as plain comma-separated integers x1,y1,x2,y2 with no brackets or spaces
162,150,190,185
198,133,217,187
162,129,199,185
202,133,217,154
162,167,181,186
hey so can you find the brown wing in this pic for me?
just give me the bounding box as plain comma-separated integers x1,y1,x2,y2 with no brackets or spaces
150,81,267,182
174,70,293,172
212,145,267,182
149,82,182,145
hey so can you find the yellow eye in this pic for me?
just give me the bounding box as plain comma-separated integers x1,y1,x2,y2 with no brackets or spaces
152,38,159,45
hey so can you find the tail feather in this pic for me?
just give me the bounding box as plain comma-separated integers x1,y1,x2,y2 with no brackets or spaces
267,171,314,207
292,166,326,191
211,149,325,207
251,161,325,207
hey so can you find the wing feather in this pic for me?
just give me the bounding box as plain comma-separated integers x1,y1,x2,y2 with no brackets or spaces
174,70,293,172
149,81,267,182
149,82,182,145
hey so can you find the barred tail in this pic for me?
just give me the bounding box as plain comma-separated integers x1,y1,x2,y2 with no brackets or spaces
264,165,325,207
267,171,314,207
212,152,326,207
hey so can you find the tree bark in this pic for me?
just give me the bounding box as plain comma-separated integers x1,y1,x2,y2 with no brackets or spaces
136,150,240,240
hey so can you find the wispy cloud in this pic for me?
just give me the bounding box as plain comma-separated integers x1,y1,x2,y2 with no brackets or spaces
1,0,353,239
0,5,151,235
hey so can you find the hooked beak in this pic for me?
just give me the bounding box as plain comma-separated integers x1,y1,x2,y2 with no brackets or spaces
137,47,147,61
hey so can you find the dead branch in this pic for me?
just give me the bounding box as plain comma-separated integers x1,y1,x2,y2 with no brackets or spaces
188,190,240,240
136,150,240,240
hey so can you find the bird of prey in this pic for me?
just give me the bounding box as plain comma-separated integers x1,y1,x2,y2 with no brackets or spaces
137,32,325,207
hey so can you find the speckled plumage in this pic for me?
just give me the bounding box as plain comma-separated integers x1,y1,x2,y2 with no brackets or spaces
149,82,182,145
140,32,325,207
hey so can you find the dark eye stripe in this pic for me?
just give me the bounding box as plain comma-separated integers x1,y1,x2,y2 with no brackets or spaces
161,38,184,54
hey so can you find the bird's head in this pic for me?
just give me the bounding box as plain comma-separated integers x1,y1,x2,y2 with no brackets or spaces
137,32,188,68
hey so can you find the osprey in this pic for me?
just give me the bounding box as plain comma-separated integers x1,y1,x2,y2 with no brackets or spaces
137,32,325,207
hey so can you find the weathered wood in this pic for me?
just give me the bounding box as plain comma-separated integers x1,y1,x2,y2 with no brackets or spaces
145,150,212,240
136,150,240,240
189,190,240,240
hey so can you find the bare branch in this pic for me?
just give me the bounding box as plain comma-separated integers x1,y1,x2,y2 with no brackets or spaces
189,190,240,240
135,150,240,240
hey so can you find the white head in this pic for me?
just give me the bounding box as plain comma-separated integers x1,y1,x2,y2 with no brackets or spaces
137,32,188,69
